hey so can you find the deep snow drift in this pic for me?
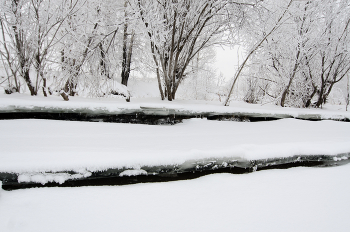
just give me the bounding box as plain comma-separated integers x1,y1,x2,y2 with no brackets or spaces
1,164,350,232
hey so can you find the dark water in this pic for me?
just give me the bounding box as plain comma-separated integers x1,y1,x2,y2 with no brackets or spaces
2,153,349,191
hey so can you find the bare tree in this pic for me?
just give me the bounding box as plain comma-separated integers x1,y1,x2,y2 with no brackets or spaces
31,0,80,97
136,0,231,101
0,0,81,96
60,0,126,99
224,0,294,106
0,0,36,95
0,17,20,93
312,17,350,107
233,0,350,108
61,0,100,97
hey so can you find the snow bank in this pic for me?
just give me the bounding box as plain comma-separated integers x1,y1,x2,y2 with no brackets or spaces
1,93,350,120
1,118,350,175
119,169,147,177
1,165,350,232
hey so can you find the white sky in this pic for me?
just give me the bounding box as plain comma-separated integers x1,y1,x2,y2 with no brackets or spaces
214,45,245,80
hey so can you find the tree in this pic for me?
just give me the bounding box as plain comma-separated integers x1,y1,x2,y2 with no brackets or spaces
61,0,101,97
232,0,350,108
0,0,81,96
0,15,20,93
31,0,81,97
0,0,36,95
308,1,350,108
224,0,294,106
59,0,135,100
136,0,232,101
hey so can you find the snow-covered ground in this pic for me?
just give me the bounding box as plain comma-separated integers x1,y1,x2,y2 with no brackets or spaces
1,118,350,174
1,93,350,231
1,93,350,120
1,164,350,232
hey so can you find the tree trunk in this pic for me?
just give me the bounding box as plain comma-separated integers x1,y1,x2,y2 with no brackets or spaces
60,91,69,101
315,80,336,108
42,77,47,97
315,78,325,108
280,80,291,107
121,19,128,86
1,19,20,92
167,87,173,101
346,74,349,111
156,68,165,100
121,30,134,86
99,43,109,79
121,0,135,87
280,49,301,107
23,70,36,96
305,85,317,108
64,73,78,96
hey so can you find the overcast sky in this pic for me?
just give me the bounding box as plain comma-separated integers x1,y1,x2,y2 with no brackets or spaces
215,45,245,81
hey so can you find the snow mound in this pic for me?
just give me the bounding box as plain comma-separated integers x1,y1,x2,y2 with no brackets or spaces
119,169,147,177
18,170,92,185
333,156,348,161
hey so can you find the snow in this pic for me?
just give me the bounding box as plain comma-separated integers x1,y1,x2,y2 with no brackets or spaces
333,156,349,161
1,93,350,120
1,94,349,231
1,165,350,232
17,170,92,185
119,169,148,177
0,118,350,175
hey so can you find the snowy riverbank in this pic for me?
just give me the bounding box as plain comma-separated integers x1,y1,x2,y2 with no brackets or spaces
1,118,350,173
1,117,349,188
1,93,350,121
1,95,350,231
1,165,350,232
